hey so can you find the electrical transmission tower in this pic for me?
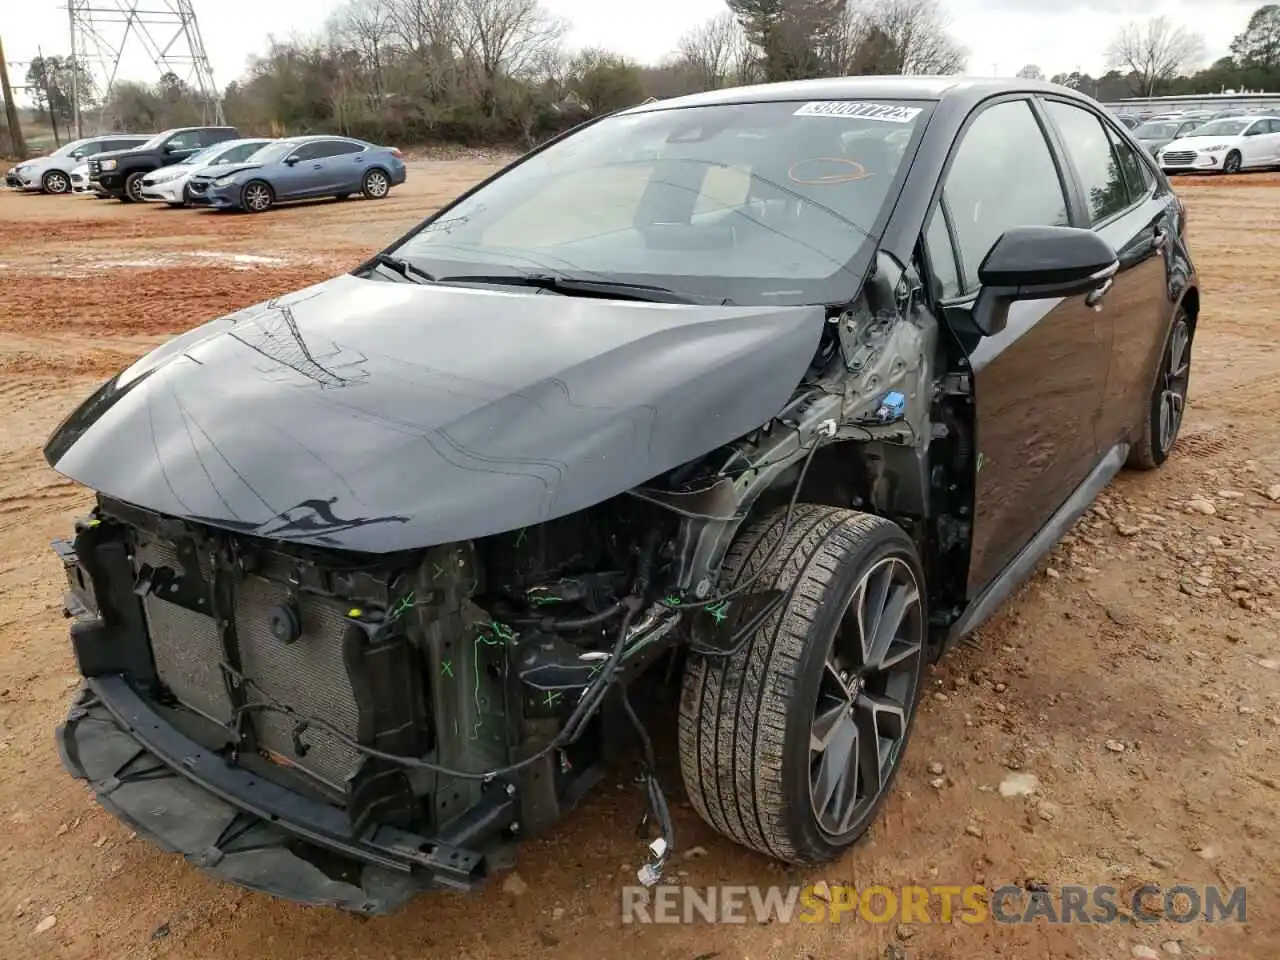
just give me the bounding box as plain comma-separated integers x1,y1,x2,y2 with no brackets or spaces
67,0,223,138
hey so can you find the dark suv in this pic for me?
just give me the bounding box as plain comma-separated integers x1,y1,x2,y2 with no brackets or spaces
88,126,240,202
47,77,1198,915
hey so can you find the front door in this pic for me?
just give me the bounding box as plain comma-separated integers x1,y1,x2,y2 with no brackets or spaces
921,97,1111,596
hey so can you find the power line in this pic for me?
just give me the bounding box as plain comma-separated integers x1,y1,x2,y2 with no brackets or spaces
66,0,223,137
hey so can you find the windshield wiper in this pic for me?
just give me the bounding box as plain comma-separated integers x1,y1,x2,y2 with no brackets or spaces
436,272,720,305
368,252,436,284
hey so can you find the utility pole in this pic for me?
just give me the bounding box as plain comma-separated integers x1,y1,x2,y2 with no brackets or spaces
68,2,81,139
0,35,28,158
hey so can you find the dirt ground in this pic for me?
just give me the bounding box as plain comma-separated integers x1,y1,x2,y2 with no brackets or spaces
1,163,1277,960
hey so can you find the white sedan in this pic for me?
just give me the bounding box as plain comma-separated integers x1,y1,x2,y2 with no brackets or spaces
1157,115,1280,174
138,137,274,206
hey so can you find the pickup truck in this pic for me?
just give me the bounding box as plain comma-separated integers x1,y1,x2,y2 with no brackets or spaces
88,126,240,202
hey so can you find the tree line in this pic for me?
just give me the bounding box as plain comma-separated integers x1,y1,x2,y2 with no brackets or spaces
16,1,1280,149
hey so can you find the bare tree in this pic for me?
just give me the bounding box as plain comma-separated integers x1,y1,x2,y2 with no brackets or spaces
1016,63,1045,81
332,0,397,95
1105,16,1204,96
830,0,966,76
456,0,567,82
677,11,757,89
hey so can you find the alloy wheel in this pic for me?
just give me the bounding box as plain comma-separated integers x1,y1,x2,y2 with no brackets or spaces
45,172,70,194
1158,317,1191,455
809,555,923,838
1224,153,1242,174
126,176,144,202
244,183,272,212
365,171,389,197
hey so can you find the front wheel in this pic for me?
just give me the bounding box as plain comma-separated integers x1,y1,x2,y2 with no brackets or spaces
241,180,274,213
361,168,390,199
1127,310,1192,470
123,171,146,203
42,170,71,194
679,505,927,864
1223,151,1242,174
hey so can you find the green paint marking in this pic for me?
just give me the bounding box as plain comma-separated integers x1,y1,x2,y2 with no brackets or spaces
528,594,562,606
432,562,446,579
663,594,681,607
515,527,528,548
389,591,416,621
543,690,562,708
707,601,730,624
441,660,454,678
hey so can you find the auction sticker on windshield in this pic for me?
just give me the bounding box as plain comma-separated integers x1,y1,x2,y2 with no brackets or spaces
794,101,923,123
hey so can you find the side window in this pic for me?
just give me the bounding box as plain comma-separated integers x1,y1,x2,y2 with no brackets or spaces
312,140,362,159
1044,100,1133,225
1105,125,1154,204
165,131,200,151
940,99,1069,294
290,142,322,162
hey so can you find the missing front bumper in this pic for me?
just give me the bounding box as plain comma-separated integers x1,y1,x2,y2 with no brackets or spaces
58,678,517,914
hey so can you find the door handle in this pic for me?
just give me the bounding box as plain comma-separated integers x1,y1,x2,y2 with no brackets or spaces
1085,277,1113,310
313,163,323,169
1152,226,1167,251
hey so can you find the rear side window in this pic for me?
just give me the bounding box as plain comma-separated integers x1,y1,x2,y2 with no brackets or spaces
1043,100,1132,225
314,140,364,158
933,99,1069,295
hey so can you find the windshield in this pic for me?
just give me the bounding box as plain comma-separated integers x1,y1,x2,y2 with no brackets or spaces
391,99,931,305
1192,118,1251,137
139,130,175,149
52,138,93,157
181,144,221,166
245,141,296,164
1134,122,1178,138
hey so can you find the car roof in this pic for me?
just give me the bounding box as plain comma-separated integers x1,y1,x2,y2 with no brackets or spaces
620,75,1098,115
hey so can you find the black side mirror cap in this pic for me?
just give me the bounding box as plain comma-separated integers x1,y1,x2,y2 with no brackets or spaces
971,225,1119,337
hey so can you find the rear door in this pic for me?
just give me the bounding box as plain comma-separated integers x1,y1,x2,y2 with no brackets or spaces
920,96,1111,594
1238,119,1269,167
308,140,365,193
1038,97,1176,455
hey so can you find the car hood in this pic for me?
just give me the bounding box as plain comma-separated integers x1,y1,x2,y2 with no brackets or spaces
194,163,262,181
44,273,827,552
1163,135,1243,150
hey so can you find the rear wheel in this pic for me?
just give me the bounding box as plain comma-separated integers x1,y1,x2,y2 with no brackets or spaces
1223,151,1242,174
242,180,274,213
42,170,71,194
361,168,390,199
679,505,927,864
1127,309,1192,470
123,171,146,203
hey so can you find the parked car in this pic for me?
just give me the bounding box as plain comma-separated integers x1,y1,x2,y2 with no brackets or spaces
1132,117,1208,155
1156,114,1280,173
185,135,405,212
87,126,240,202
47,76,1198,915
1114,114,1140,129
4,134,148,194
139,137,275,207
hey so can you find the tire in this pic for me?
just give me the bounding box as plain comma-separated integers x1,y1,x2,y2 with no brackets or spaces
678,505,927,865
42,170,71,194
241,180,274,213
361,168,390,199
123,171,147,203
1223,151,1242,174
1127,309,1192,470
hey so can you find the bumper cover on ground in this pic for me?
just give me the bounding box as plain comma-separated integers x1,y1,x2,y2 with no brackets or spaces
59,677,514,914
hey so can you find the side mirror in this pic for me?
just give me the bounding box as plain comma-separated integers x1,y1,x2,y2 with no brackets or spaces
284,156,300,166
971,225,1119,337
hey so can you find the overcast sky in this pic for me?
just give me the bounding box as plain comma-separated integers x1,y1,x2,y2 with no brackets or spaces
1,0,1260,99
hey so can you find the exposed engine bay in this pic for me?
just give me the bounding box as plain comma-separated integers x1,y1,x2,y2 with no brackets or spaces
54,252,975,913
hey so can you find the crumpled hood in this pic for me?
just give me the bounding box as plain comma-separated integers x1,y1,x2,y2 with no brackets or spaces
193,163,262,181
45,274,827,552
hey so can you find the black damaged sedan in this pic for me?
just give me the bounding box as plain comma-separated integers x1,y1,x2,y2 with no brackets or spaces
46,76,1198,913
